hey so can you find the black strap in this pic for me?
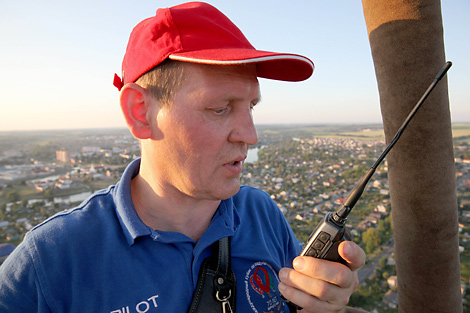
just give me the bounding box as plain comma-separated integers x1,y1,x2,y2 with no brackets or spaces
187,237,236,313
216,236,230,276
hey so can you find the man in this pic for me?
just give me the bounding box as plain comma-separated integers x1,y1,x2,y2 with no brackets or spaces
0,2,366,312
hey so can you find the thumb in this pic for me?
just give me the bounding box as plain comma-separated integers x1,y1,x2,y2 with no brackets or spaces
339,241,366,271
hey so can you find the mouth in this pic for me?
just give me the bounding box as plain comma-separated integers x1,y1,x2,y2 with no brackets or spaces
227,155,247,166
223,156,246,174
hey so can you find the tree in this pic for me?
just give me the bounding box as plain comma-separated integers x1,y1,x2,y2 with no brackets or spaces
0,202,6,219
382,271,390,280
379,256,388,269
44,189,54,202
10,203,19,216
377,219,391,242
6,190,20,202
362,227,381,254
31,143,59,161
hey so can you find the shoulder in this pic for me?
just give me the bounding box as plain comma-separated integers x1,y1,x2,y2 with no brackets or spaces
232,185,285,224
0,186,123,311
25,185,120,254
33,186,116,232
233,185,275,206
230,186,301,265
4,185,122,285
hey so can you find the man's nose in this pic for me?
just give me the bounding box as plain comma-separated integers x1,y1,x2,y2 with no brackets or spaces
228,108,258,146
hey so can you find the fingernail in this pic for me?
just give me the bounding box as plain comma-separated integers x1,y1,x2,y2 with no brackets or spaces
293,257,305,270
278,282,286,292
343,241,352,256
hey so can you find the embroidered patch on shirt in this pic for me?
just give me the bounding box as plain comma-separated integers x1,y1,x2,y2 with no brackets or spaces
244,262,289,313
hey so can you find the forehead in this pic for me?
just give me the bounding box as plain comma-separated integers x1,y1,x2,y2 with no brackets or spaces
181,63,261,99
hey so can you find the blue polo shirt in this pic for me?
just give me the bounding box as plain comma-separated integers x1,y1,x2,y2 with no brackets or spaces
0,159,301,313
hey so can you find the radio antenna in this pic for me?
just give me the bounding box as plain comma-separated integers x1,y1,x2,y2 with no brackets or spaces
333,61,452,223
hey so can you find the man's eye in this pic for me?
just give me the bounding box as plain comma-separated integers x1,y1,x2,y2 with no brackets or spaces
213,108,228,115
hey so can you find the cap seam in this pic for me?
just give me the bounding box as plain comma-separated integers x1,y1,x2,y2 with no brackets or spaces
166,7,185,55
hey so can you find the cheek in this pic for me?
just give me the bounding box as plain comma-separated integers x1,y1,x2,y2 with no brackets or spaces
182,117,228,152
169,125,212,168
164,109,230,164
186,132,222,162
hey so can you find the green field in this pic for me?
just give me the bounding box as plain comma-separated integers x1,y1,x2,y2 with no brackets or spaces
256,123,470,142
452,124,470,142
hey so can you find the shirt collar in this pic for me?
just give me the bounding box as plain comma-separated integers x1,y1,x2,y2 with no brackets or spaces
113,158,151,245
113,158,241,246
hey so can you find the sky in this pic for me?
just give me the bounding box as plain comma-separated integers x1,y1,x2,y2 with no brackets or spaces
0,0,468,131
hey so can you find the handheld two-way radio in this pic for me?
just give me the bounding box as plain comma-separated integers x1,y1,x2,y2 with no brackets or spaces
299,62,453,263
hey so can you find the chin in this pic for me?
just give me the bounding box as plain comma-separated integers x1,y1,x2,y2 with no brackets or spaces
216,183,241,200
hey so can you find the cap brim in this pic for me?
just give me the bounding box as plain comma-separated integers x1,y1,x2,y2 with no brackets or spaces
169,49,314,82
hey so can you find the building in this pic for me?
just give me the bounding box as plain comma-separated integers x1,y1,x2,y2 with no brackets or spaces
56,150,70,163
383,290,399,308
387,275,398,289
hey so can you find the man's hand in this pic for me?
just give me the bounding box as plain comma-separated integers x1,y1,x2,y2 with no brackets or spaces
278,241,366,313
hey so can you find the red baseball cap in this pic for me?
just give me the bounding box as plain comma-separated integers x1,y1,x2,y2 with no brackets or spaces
113,1,314,91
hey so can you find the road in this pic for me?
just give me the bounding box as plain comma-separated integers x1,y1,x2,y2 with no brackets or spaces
358,244,395,283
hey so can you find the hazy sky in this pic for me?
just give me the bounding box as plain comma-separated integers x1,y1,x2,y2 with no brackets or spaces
0,1,468,131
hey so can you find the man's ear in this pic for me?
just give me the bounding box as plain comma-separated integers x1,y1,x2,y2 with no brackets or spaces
119,84,154,139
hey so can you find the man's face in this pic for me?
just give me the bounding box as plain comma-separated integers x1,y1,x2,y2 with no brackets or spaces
148,63,260,201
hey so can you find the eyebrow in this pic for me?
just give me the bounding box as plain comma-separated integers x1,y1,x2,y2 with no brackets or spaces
225,95,262,107
227,92,262,104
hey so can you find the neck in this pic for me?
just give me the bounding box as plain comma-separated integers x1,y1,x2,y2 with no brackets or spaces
130,173,220,242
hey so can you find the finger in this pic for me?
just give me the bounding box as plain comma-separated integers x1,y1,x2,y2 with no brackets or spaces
278,281,346,312
279,266,352,305
338,241,366,271
292,256,355,288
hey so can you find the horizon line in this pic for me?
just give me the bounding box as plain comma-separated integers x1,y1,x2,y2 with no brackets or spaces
1,121,470,133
